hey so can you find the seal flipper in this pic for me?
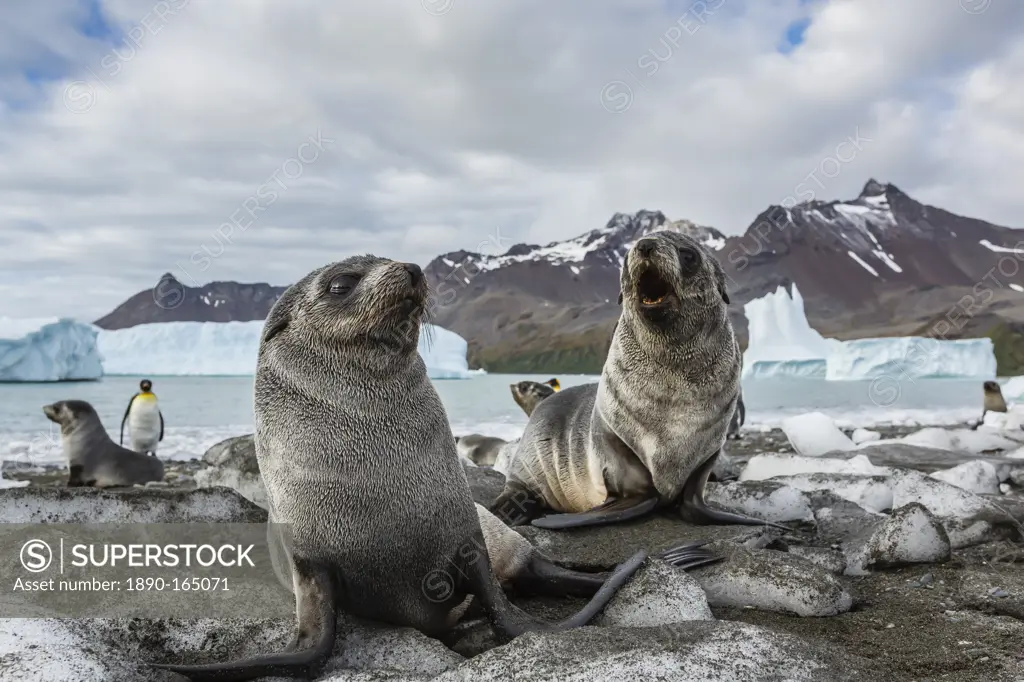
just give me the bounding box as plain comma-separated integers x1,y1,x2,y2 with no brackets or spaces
465,529,647,637
511,541,719,598
529,496,659,530
656,540,723,570
149,559,336,682
681,451,791,531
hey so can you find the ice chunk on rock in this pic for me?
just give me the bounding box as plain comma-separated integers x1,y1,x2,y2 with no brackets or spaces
705,481,815,523
782,412,856,456
740,454,891,481
0,317,103,382
597,558,713,627
890,469,993,520
847,503,951,574
770,474,893,514
851,428,880,444
691,542,853,617
928,461,1001,496
194,434,268,509
433,621,870,682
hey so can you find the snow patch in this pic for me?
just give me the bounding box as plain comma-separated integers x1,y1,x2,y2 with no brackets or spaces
847,250,879,277
979,239,1024,254
872,250,902,273
1012,283,1024,293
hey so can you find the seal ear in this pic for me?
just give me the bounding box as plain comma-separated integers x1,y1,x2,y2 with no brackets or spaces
713,265,730,304
616,291,623,306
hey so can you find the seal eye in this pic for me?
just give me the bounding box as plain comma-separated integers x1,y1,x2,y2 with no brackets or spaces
677,247,700,275
329,274,361,296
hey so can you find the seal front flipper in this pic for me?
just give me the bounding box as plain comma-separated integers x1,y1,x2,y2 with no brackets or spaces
529,495,659,530
150,560,336,682
680,451,791,531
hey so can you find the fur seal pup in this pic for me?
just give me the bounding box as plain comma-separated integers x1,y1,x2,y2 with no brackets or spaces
42,400,164,487
511,379,558,416
119,378,164,455
971,380,1009,430
727,389,745,440
151,255,652,681
490,231,786,531
455,434,510,467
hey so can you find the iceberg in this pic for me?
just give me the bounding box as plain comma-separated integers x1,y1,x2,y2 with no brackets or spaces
0,317,103,382
742,284,998,381
741,284,840,378
96,320,476,379
825,337,996,380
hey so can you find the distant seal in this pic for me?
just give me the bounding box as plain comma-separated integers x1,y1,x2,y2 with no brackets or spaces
971,380,1008,430
151,255,652,681
727,389,745,440
490,231,787,530
455,379,560,467
42,399,164,487
511,379,558,416
119,378,164,455
456,434,510,467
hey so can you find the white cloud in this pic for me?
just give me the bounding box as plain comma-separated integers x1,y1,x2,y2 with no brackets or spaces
0,0,1023,319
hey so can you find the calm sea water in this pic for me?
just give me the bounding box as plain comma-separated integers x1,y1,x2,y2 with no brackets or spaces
0,374,988,466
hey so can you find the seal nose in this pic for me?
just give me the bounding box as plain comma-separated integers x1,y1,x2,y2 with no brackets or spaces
635,240,656,258
403,263,423,286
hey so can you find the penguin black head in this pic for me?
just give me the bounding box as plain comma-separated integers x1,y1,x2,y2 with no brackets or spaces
140,379,153,392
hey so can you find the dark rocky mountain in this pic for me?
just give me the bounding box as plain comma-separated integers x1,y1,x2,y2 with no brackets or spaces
95,180,1024,374
94,273,286,329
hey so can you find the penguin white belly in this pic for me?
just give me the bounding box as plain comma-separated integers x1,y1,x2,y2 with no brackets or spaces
128,398,161,453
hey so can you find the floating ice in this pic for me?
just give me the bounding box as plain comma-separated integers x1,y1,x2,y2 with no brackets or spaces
96,320,476,379
740,285,997,381
0,317,103,382
826,337,996,380
741,284,840,379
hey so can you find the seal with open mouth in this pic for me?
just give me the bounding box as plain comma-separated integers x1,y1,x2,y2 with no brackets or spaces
490,230,786,531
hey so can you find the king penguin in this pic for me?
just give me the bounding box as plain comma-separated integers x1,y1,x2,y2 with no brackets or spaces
120,379,164,456
544,377,561,391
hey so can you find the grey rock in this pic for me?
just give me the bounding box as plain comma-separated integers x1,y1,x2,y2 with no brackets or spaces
194,434,267,509
846,503,951,575
433,621,875,681
596,558,713,627
0,486,266,524
691,542,853,617
786,546,847,575
830,443,1019,479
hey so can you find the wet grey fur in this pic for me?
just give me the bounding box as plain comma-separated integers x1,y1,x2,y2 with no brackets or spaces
151,255,646,681
42,400,164,487
495,231,756,526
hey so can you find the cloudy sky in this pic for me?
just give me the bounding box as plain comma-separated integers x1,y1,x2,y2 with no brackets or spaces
1,0,1022,320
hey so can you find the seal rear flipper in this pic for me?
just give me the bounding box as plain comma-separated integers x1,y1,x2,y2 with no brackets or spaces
529,495,658,529
656,540,723,570
465,530,646,638
149,561,336,682
681,451,791,532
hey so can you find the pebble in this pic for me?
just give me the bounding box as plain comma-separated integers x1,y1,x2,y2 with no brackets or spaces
885,623,895,629
988,587,1009,599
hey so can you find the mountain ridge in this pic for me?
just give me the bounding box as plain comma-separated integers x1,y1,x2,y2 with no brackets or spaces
94,180,1024,374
